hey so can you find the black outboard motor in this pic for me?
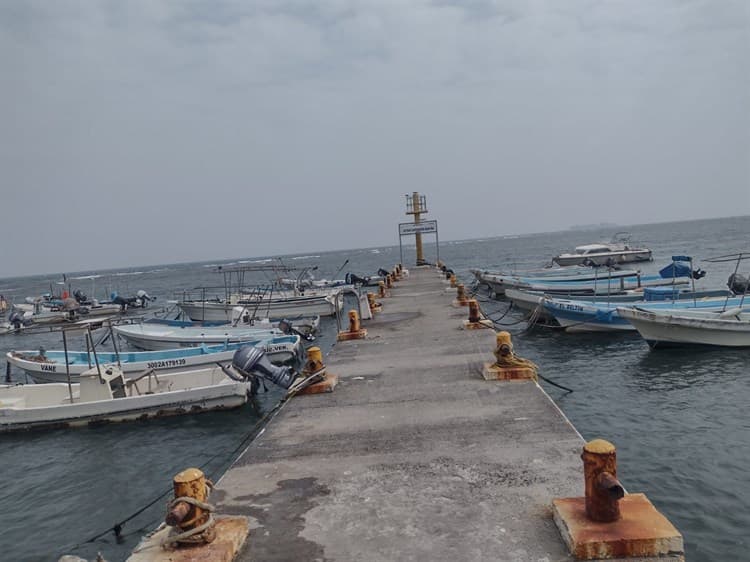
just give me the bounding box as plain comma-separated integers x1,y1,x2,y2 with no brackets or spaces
728,273,749,295
232,346,296,389
377,268,390,278
9,311,25,330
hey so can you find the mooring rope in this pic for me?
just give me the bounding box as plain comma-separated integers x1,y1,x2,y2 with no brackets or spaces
72,373,321,552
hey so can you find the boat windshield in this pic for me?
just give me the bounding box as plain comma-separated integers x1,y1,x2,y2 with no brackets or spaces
575,244,611,255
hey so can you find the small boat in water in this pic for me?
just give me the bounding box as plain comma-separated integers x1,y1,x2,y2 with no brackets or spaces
113,322,288,351
553,233,652,266
544,293,748,332
504,286,733,325
618,306,750,347
6,335,301,384
0,363,253,432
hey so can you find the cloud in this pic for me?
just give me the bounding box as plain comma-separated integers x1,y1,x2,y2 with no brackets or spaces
0,0,748,276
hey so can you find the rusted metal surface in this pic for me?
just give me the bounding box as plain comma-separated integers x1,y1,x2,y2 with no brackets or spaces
582,439,623,523
468,299,480,323
337,310,367,341
127,517,249,562
552,494,684,560
303,346,325,375
168,468,215,546
166,501,191,527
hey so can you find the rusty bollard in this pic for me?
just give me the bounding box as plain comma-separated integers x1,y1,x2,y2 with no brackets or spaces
453,283,470,306
378,281,387,298
450,273,457,287
303,346,325,375
337,310,367,341
165,468,215,546
385,274,393,289
468,299,481,323
367,292,382,313
582,439,625,522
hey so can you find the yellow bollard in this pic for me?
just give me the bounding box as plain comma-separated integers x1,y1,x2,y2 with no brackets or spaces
337,310,367,341
303,346,325,375
452,283,470,307
462,299,493,330
297,346,338,395
164,467,216,546
378,281,388,298
481,331,537,381
367,292,382,313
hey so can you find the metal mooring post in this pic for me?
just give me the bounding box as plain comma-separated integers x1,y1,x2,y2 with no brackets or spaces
582,439,625,522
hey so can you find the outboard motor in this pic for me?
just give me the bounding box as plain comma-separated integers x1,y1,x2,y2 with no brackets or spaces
232,346,296,389
9,311,24,330
277,318,315,341
377,268,390,278
136,290,154,308
728,273,750,295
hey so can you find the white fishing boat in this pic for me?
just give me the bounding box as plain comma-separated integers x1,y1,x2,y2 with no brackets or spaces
553,233,652,266
6,335,301,383
178,292,340,322
0,363,252,433
618,306,750,347
483,267,642,297
113,322,291,351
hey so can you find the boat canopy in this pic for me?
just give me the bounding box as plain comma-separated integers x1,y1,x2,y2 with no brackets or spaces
658,261,692,279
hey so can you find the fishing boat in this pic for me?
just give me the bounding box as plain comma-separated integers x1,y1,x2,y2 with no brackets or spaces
544,293,748,332
482,267,641,296
0,363,253,432
145,315,321,339
552,233,652,266
6,335,301,384
113,322,289,351
618,306,750,347
503,286,733,325
178,292,340,322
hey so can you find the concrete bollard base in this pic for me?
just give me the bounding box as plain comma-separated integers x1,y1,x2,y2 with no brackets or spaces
451,299,470,307
462,319,494,330
126,516,249,562
552,494,684,560
297,373,338,395
337,329,367,341
482,362,536,381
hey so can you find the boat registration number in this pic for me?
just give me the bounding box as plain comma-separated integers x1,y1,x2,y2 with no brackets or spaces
147,358,188,369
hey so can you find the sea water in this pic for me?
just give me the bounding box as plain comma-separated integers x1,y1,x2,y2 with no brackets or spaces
0,215,747,561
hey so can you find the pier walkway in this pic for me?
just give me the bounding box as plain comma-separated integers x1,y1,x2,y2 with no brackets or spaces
213,266,590,561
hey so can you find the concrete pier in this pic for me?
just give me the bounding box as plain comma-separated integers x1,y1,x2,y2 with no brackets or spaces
210,267,681,561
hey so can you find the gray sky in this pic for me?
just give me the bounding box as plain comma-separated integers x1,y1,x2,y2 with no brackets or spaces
2,0,749,277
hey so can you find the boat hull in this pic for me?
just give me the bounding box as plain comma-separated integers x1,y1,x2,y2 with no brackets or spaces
618,308,750,347
7,339,301,383
179,296,337,322
0,373,250,433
